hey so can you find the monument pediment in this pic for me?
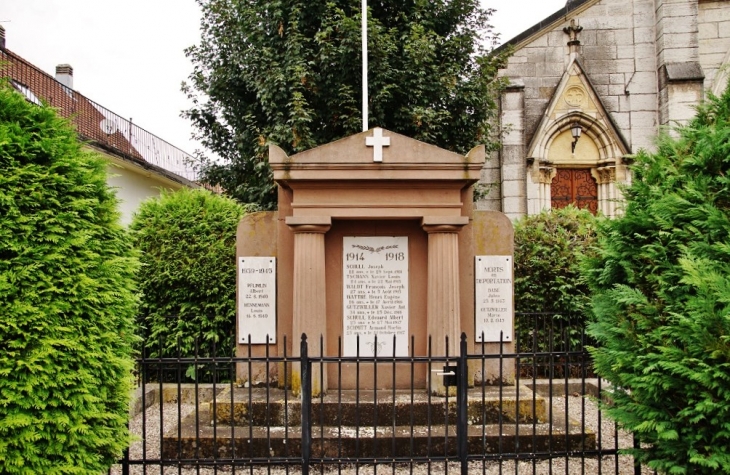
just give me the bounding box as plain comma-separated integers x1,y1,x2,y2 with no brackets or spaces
270,128,485,183
237,126,514,395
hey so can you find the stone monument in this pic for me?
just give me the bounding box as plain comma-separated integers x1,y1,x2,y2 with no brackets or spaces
236,128,514,395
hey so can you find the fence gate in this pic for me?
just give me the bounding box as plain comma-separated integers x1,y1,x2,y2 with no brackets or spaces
112,313,646,474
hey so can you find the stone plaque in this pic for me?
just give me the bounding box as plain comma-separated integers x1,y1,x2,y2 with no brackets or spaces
238,257,276,344
343,236,408,356
475,256,513,342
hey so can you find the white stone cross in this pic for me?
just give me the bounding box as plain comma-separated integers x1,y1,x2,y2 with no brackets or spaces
365,127,390,162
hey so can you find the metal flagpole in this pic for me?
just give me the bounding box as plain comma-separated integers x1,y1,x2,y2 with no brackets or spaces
362,0,368,131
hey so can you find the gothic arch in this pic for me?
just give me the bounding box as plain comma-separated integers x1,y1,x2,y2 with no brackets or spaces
525,60,630,217
528,112,627,217
534,112,624,164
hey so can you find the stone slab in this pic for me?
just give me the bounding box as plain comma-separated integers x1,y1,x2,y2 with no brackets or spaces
210,386,545,427
162,387,594,459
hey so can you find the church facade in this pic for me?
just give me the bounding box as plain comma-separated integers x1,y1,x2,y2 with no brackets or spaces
479,0,730,219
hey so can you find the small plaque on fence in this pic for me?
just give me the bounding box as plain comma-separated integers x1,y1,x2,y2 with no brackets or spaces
475,255,513,342
238,257,276,344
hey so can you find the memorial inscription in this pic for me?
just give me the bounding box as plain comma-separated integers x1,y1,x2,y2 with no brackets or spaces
342,236,409,356
475,255,513,342
238,257,276,344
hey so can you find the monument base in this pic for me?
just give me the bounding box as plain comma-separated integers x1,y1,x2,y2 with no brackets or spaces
162,385,595,460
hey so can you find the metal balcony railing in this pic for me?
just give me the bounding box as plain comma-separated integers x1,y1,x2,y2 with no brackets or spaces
1,48,201,183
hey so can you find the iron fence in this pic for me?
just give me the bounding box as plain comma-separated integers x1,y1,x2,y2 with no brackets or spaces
110,313,650,474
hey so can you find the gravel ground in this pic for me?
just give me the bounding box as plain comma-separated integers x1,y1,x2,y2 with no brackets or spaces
109,391,655,475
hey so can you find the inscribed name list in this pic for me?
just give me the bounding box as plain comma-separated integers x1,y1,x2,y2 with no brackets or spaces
238,257,276,344
343,236,408,357
475,256,513,342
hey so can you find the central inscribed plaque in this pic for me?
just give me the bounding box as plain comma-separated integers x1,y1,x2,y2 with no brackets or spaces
342,236,409,357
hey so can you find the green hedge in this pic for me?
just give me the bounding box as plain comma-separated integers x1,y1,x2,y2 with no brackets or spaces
513,205,600,353
0,84,138,473
514,205,599,314
130,188,245,365
585,88,730,473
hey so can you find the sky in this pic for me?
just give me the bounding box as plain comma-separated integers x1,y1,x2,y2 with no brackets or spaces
2,0,567,158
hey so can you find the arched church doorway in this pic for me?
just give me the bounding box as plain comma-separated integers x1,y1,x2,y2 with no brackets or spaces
551,168,597,214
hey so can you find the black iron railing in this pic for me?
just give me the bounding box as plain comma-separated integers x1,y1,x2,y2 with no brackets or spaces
109,313,649,474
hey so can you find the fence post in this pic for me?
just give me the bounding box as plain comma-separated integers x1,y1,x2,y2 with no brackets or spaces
300,334,311,475
457,332,468,475
121,447,129,475
633,433,641,475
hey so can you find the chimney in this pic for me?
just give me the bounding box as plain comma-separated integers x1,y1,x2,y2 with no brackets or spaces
55,64,73,89
0,25,6,50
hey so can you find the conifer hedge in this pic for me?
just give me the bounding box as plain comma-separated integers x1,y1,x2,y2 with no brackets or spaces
585,89,730,473
0,85,138,473
130,189,244,364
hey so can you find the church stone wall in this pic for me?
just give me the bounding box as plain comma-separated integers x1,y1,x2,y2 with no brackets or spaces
655,0,700,66
503,38,563,146
655,0,703,127
476,151,502,212
492,0,730,219
699,1,730,94
499,0,659,155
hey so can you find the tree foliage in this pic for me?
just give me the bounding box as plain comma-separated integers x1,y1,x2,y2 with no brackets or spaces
0,84,138,473
513,206,600,352
130,189,245,364
585,89,730,473
183,0,507,209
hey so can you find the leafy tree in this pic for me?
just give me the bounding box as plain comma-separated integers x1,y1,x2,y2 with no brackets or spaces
513,206,600,356
183,0,507,209
585,89,730,473
130,188,245,365
0,84,138,473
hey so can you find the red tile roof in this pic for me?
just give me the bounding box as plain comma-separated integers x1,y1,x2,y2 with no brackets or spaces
1,47,200,183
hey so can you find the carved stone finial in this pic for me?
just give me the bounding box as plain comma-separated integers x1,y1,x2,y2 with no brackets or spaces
563,19,583,47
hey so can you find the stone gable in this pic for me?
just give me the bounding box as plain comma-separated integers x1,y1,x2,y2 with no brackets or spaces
487,0,730,219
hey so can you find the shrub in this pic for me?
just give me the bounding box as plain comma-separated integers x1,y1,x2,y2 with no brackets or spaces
130,188,245,365
585,88,730,473
513,205,600,354
0,84,138,473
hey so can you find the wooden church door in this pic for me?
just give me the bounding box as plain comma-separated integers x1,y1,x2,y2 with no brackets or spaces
551,168,598,214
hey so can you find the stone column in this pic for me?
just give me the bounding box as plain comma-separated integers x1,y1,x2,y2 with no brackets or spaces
537,162,556,212
606,167,618,217
422,216,469,395
286,216,331,395
593,165,617,218
655,0,703,128
501,81,527,219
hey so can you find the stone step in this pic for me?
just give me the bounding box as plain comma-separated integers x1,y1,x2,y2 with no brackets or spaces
162,406,594,460
210,386,546,427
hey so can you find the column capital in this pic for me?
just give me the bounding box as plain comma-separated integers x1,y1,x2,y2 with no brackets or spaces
421,216,469,234
286,216,331,234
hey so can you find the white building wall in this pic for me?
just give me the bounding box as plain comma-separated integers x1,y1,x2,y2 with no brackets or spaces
99,150,192,226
